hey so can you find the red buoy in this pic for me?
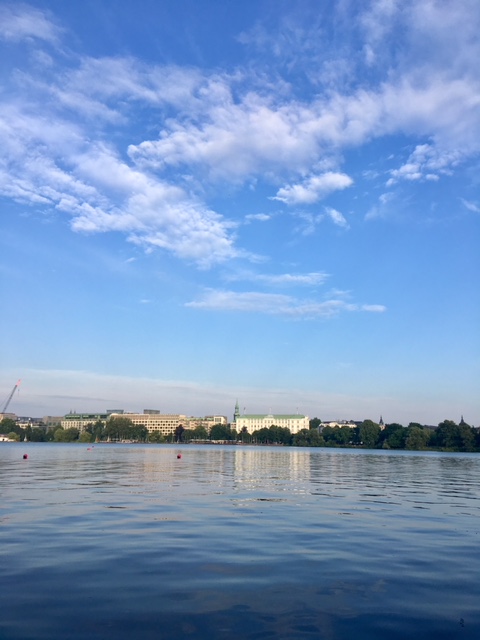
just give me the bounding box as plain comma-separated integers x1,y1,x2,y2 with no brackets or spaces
177,454,182,459
23,454,28,459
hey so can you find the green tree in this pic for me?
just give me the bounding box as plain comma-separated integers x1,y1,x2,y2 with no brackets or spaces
7,431,20,441
44,428,56,441
105,417,135,441
431,420,460,450
91,420,105,441
269,425,292,445
210,423,232,441
475,427,480,451
131,424,148,442
405,425,429,450
1,417,18,433
82,422,94,435
381,423,406,449
53,427,65,442
429,419,477,451
190,425,208,441
253,427,271,443
309,417,322,430
293,429,324,447
457,423,476,452
148,431,165,443
182,429,193,442
54,427,79,442
29,427,47,442
357,420,381,448
239,426,251,443
322,425,354,446
251,425,292,445
79,431,93,443
174,424,185,443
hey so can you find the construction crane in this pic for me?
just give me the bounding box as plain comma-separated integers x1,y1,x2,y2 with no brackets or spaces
2,379,21,413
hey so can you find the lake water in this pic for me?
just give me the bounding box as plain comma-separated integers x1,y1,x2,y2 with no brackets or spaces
1,444,479,639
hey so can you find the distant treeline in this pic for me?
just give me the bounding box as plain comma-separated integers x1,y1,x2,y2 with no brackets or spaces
306,418,479,452
205,418,480,452
0,417,148,444
1,417,478,452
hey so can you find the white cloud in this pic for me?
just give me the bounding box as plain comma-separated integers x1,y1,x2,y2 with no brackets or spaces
273,172,353,205
0,4,61,44
380,77,480,153
186,289,385,318
128,91,323,181
0,103,238,267
387,144,464,185
0,1,479,271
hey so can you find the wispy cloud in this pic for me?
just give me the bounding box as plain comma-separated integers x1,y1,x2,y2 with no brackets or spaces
186,289,386,318
225,271,330,287
0,4,62,44
365,191,396,220
244,213,272,223
460,198,480,214
324,206,349,229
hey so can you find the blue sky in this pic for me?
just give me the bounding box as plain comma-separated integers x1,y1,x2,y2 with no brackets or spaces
1,0,479,426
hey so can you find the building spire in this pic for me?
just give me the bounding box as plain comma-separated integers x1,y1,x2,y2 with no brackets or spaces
234,400,240,423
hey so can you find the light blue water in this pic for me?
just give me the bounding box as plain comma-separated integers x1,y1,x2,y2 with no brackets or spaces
1,443,479,639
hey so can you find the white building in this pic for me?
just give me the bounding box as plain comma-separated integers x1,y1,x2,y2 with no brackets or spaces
233,400,309,435
319,421,357,431
234,414,309,435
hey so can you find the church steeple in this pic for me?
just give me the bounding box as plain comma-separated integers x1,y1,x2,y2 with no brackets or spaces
234,400,240,423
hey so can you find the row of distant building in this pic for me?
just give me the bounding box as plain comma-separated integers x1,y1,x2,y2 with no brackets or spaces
0,402,369,437
0,400,389,438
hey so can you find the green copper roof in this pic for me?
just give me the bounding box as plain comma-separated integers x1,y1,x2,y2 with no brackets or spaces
238,414,307,419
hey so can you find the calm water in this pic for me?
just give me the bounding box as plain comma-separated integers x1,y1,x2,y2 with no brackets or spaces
1,444,479,640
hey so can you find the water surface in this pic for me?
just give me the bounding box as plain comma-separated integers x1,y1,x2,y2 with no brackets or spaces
1,444,479,639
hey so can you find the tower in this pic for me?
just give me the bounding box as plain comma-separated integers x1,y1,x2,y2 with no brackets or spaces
234,400,240,423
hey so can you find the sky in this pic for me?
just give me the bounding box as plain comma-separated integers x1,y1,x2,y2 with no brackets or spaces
1,0,479,426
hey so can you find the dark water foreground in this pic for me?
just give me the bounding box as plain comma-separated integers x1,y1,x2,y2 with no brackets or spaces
1,444,479,639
